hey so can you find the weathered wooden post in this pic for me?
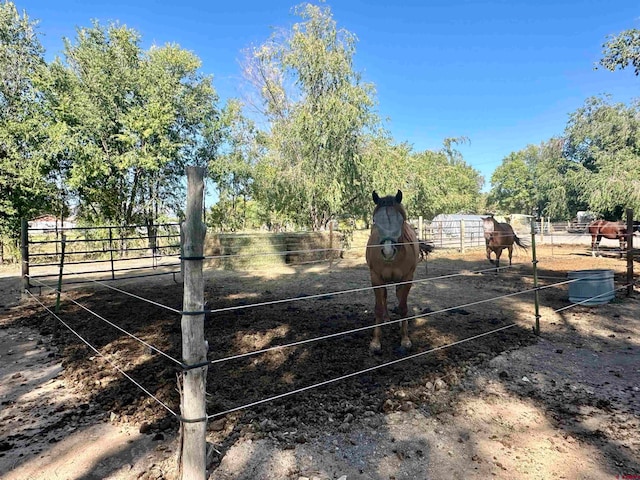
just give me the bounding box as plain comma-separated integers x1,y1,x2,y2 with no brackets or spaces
109,227,115,280
55,234,66,313
328,221,334,268
531,217,541,335
418,216,423,240
20,218,30,291
179,166,208,480
626,208,634,297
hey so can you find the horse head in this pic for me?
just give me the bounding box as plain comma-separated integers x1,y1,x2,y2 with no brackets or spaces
372,190,406,261
481,215,497,238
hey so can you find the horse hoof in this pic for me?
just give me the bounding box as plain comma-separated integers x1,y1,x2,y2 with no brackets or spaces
395,344,411,356
369,342,382,354
401,339,412,350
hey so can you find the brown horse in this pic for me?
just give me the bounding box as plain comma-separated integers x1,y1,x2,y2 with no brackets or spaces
366,190,420,353
482,216,528,270
587,220,640,257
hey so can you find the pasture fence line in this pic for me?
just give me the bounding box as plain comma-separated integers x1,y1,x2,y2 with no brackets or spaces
26,274,183,367
20,220,181,288
24,289,179,419
25,258,620,421
21,202,639,479
33,254,599,372
206,323,519,420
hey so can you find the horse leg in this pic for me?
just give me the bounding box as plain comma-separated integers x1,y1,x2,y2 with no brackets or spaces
620,236,626,258
508,245,513,266
370,285,388,353
494,248,503,272
486,245,494,264
396,283,412,351
591,235,598,257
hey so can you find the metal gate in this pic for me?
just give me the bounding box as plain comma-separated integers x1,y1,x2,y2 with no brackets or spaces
21,221,181,289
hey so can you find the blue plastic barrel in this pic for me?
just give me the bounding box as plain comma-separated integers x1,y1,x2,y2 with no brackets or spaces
567,269,615,305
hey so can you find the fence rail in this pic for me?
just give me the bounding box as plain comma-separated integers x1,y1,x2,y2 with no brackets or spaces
23,206,638,479
22,222,181,287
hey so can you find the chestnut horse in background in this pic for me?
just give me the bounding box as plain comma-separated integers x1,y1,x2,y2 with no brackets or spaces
482,216,528,270
366,190,420,353
587,220,640,257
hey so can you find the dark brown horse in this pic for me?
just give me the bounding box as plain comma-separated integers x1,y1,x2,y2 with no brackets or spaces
482,216,528,270
588,220,640,257
366,190,420,353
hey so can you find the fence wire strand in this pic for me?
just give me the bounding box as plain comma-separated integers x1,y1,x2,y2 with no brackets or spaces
553,284,632,313
55,267,182,314
26,274,184,367
205,263,517,315
207,275,586,366
207,323,518,420
25,289,178,418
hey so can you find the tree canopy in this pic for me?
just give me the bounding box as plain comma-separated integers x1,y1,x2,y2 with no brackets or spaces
243,3,380,230
8,1,640,237
0,1,56,235
48,21,222,226
599,28,640,76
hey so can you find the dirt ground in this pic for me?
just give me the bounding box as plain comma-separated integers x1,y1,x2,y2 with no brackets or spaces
1,241,639,479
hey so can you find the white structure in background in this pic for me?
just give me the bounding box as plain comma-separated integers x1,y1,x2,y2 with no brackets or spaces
28,215,76,232
427,214,507,239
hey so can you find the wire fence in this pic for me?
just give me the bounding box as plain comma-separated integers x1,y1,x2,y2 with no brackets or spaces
23,222,182,286
21,216,640,290
23,241,636,427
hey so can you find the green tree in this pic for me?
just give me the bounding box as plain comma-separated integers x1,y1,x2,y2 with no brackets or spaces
208,100,264,231
51,21,221,228
488,140,585,221
405,138,483,219
0,1,56,236
599,28,640,75
244,2,380,230
564,96,640,219
488,149,535,214
357,136,483,221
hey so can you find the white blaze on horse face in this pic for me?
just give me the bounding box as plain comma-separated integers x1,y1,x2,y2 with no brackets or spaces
482,217,495,234
374,207,404,260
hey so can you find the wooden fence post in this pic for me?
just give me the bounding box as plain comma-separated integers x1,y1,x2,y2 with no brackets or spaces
460,220,465,253
530,217,541,335
109,227,115,280
55,234,66,314
179,166,208,480
21,218,30,291
627,208,634,297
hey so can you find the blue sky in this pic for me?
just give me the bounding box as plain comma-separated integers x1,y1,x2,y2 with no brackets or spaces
16,0,640,191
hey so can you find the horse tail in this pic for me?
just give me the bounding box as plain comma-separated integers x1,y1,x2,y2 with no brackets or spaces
513,233,529,250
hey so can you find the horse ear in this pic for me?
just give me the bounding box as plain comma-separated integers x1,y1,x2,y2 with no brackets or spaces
372,191,380,204
395,190,402,203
